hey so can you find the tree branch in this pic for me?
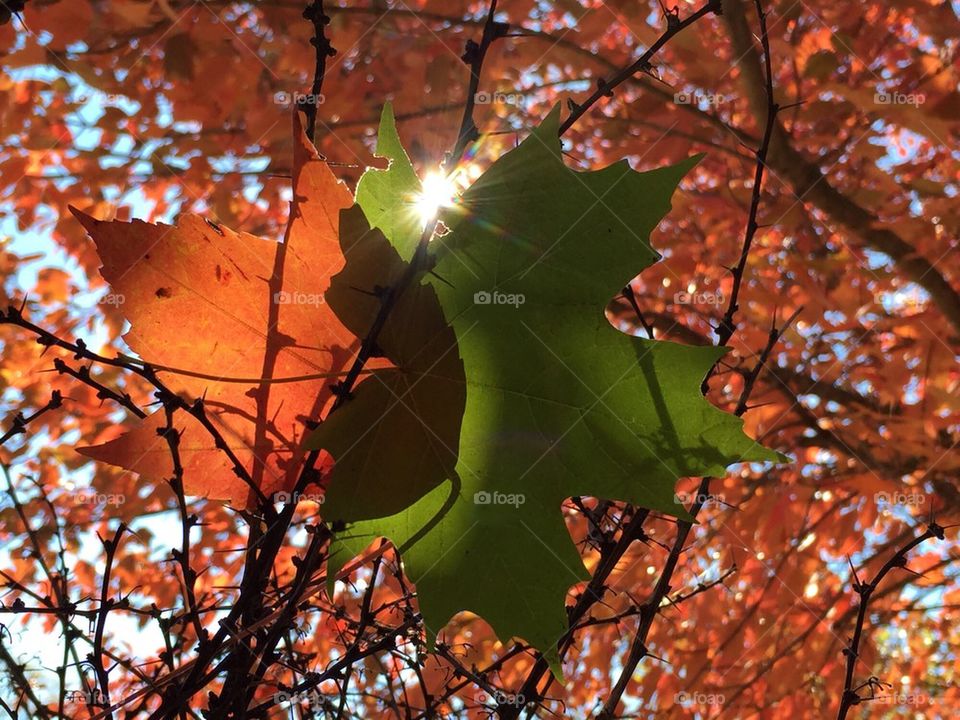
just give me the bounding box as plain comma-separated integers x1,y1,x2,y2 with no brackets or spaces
721,0,960,336
836,521,947,719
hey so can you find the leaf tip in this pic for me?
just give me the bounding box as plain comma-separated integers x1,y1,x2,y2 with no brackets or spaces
69,205,100,232
668,152,704,186
292,109,315,151
380,100,395,124
528,103,564,157
375,101,401,158
74,442,97,459
545,647,566,683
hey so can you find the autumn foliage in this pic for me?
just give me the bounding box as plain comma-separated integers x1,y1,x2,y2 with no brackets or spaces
1,1,959,719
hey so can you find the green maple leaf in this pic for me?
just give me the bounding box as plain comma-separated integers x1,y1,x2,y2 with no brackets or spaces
354,102,423,261
317,205,465,521
310,105,781,673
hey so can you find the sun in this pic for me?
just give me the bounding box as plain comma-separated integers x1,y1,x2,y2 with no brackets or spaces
413,169,461,228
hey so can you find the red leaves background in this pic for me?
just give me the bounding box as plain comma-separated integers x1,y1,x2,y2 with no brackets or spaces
1,0,958,717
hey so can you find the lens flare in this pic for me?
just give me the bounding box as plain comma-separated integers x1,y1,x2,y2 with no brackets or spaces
414,170,460,227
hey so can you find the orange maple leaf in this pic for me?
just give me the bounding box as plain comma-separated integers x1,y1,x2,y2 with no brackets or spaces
73,115,364,506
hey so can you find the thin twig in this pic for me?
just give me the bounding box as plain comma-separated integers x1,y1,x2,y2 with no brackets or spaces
300,0,335,144
0,390,63,445
837,521,947,719
558,0,723,134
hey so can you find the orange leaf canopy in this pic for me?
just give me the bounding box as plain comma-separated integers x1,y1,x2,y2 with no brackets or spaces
74,115,360,506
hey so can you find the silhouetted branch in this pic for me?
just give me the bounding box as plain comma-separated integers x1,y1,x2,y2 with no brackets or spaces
837,521,947,719
559,0,723,134
0,389,63,446
300,0,335,143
